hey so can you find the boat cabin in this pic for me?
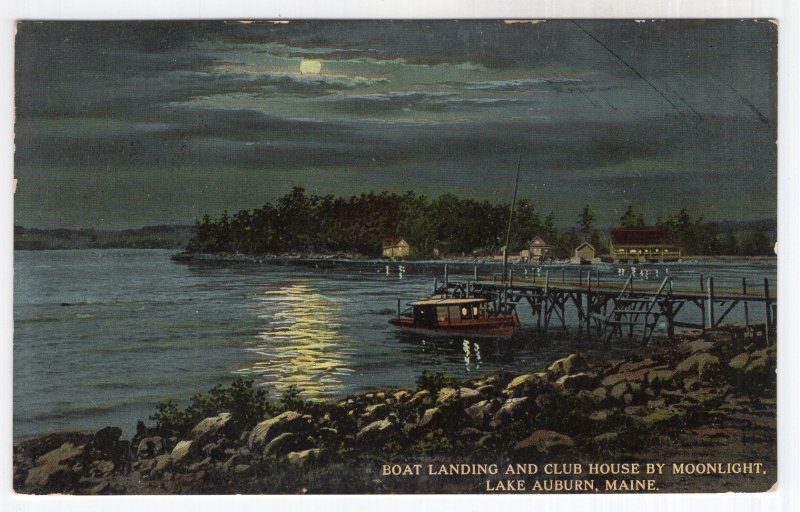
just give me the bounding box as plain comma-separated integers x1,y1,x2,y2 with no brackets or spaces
409,297,490,327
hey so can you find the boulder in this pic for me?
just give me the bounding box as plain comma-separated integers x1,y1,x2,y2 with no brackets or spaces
436,387,483,407
416,407,444,430
362,403,389,423
248,411,309,450
601,368,651,387
675,353,721,378
556,372,600,391
505,374,539,396
149,454,172,478
88,459,115,478
170,440,196,464
609,381,630,401
728,352,750,370
24,442,86,490
190,412,232,443
393,390,411,402
646,369,676,386
476,384,497,397
137,436,167,459
641,407,686,427
514,430,574,453
222,453,250,472
356,419,399,445
489,397,531,428
286,449,321,466
93,426,123,455
547,354,588,379
464,400,495,428
263,432,315,458
408,390,431,408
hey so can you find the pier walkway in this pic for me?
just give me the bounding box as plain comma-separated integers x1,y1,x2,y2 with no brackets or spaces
433,266,776,345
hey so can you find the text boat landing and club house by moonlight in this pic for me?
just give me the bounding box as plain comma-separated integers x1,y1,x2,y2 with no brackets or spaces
12,19,777,495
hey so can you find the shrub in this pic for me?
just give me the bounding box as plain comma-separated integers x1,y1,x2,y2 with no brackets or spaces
415,370,459,395
150,378,275,438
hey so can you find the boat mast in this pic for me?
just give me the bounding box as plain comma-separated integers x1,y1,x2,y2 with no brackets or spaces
502,153,522,287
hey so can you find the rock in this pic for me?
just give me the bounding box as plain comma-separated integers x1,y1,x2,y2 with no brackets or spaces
556,372,600,391
675,353,721,378
436,387,483,407
137,436,166,459
464,400,495,428
24,442,87,490
408,390,431,408
728,352,750,369
417,407,444,429
222,453,250,472
187,457,212,472
263,432,315,458
149,454,172,478
234,464,252,474
602,368,650,387
476,384,497,396
356,419,399,445
641,407,686,427
514,430,574,453
547,354,588,378
393,390,411,402
362,403,389,423
190,412,232,443
745,348,772,373
646,369,676,386
249,411,309,450
93,426,122,455
88,459,115,478
170,440,195,464
505,373,547,398
609,381,630,401
286,449,321,466
15,432,93,463
591,387,608,401
592,432,619,445
489,397,530,428
588,410,609,422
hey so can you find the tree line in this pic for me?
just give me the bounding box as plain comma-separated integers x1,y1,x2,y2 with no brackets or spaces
185,187,774,258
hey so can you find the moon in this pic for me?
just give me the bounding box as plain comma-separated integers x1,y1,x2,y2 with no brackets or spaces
299,59,322,75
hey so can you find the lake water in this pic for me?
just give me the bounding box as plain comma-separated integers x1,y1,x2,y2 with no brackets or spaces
13,249,776,440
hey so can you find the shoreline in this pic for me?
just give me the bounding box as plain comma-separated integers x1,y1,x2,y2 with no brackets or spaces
13,327,776,495
168,251,777,268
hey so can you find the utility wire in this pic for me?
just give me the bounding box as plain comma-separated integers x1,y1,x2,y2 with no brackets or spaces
572,21,688,119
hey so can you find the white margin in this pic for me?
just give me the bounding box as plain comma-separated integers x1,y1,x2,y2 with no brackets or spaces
0,2,797,512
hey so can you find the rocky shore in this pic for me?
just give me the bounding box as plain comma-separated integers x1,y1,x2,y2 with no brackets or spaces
14,327,776,494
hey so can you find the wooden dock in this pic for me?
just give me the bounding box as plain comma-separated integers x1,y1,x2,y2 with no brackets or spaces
433,265,776,345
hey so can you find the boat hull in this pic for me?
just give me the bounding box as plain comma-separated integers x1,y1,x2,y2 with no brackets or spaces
388,316,518,337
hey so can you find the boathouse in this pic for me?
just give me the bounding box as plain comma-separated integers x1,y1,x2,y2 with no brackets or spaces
570,241,598,264
528,236,552,261
382,237,412,258
609,227,680,262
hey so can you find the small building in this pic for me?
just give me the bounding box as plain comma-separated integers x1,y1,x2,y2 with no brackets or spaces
609,227,680,262
519,249,531,260
382,237,412,258
528,236,552,261
570,241,598,264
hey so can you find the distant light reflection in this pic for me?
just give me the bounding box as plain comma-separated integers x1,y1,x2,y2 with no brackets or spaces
237,280,353,399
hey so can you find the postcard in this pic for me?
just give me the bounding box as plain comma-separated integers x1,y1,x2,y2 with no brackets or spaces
9,17,783,500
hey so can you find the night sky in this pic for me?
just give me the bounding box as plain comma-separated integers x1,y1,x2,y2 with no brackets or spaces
14,20,777,229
